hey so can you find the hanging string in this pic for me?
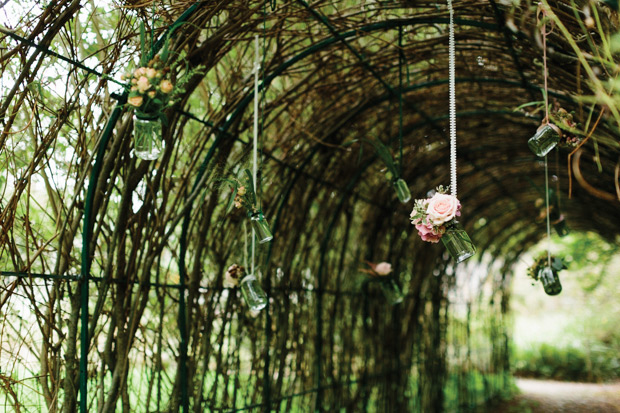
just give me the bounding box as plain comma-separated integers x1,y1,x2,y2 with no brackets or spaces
398,26,404,177
544,157,552,267
539,3,552,268
243,220,249,270
540,3,551,124
251,34,260,276
447,0,457,197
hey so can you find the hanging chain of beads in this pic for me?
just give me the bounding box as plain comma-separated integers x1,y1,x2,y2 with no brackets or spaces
447,0,457,197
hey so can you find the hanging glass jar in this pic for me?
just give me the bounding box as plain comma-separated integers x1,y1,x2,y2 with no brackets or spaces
380,278,404,305
240,274,268,311
250,211,273,244
441,222,476,263
539,266,562,296
528,123,561,157
393,178,411,203
552,216,570,237
133,113,164,160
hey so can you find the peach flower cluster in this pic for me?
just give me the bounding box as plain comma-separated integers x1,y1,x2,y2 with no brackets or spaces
410,188,461,243
124,55,173,115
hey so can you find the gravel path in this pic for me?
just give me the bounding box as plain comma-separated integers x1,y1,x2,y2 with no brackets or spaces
483,379,620,412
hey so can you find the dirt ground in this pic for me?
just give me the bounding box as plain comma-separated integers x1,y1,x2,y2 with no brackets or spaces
481,379,620,413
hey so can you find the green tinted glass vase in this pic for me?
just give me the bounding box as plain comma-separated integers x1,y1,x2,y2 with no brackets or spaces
240,275,268,311
133,114,163,160
250,212,273,244
441,223,476,263
539,267,562,296
528,124,560,157
393,178,411,203
380,278,403,305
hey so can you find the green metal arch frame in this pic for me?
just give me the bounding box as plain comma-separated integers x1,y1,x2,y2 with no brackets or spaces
76,8,587,413
79,4,200,412
173,16,535,411
0,3,607,412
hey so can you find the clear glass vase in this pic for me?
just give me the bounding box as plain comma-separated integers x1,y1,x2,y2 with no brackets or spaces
528,124,560,157
393,178,411,203
380,278,403,305
133,114,163,160
539,267,562,296
251,212,273,244
441,223,476,263
240,275,268,311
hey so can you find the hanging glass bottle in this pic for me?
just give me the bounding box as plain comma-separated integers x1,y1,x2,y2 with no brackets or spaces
133,113,164,160
393,178,411,203
539,266,562,296
380,278,404,305
441,222,476,263
250,211,273,244
528,124,561,157
240,274,268,311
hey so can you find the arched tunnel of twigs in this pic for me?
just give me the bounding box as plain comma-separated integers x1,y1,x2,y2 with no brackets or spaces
0,0,619,412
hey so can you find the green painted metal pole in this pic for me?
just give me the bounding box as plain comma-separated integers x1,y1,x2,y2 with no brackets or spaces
79,103,124,412
77,4,200,412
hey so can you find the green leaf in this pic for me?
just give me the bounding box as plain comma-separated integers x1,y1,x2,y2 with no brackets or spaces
514,100,544,111
226,186,238,213
243,169,256,206
140,22,147,66
610,32,620,54
363,138,399,177
159,113,168,126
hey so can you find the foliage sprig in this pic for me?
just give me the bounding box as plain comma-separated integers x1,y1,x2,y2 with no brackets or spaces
527,255,568,281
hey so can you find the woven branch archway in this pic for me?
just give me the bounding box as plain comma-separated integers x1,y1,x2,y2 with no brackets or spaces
0,0,619,412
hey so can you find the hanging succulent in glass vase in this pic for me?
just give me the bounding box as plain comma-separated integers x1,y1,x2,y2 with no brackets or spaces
364,138,411,203
223,264,267,311
362,261,403,305
223,169,273,243
410,186,476,263
528,255,567,296
523,106,583,157
528,122,562,157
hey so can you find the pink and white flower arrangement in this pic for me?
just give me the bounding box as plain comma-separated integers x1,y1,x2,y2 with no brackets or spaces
410,186,461,243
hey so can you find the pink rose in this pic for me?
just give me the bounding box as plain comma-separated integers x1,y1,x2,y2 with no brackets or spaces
426,193,460,225
146,68,157,78
414,221,445,243
420,231,443,243
374,262,392,276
